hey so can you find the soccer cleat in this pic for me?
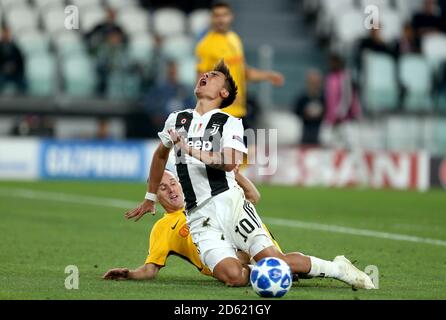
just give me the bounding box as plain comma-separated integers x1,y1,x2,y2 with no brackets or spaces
333,255,376,290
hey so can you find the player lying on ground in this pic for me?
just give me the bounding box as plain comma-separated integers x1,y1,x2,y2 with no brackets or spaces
124,60,375,289
103,169,281,280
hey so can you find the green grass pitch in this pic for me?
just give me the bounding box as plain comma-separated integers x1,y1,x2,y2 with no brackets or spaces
0,180,445,300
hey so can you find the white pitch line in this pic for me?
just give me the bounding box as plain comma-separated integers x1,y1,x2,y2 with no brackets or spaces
0,187,137,209
1,187,446,247
263,218,446,247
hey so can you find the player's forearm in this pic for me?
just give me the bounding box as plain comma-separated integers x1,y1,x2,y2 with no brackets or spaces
128,264,159,280
235,172,261,205
147,143,170,193
245,66,271,82
184,146,236,172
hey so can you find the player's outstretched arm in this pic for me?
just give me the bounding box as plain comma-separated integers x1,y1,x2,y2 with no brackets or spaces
125,142,171,221
235,170,261,205
245,65,285,86
103,264,160,281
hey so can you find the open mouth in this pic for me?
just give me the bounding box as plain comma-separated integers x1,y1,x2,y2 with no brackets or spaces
169,194,179,200
199,78,207,87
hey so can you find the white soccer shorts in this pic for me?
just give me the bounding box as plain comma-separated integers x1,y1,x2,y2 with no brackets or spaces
186,186,274,272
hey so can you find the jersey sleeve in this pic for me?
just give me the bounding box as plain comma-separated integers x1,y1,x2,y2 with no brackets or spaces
144,222,170,266
221,117,248,154
157,112,177,148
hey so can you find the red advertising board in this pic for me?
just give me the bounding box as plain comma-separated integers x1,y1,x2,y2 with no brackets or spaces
246,148,429,191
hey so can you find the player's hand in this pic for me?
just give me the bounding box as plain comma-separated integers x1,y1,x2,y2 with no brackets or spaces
103,268,130,280
168,129,187,150
268,71,285,86
125,199,155,222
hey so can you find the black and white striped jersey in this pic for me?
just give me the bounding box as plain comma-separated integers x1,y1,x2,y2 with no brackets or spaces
158,108,248,211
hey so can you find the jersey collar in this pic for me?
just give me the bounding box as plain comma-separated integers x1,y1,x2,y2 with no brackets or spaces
193,108,221,118
165,208,186,216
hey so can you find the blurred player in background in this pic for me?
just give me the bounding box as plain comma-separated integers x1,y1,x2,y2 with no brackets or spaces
195,1,285,120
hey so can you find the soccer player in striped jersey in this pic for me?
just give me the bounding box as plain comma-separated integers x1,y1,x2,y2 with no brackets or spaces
125,61,375,290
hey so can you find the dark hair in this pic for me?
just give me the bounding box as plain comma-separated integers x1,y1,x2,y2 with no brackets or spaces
211,1,232,11
213,60,238,109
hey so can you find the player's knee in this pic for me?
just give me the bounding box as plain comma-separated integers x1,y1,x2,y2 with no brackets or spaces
214,260,247,287
221,268,247,287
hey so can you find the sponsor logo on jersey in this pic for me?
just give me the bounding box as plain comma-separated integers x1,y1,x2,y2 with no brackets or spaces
187,139,213,151
179,225,190,238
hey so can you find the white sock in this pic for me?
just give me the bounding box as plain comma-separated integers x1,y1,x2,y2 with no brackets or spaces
308,256,341,278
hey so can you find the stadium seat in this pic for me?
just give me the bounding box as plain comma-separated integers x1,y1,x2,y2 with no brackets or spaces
34,0,65,10
380,10,403,42
0,0,28,11
399,54,433,112
358,0,390,10
362,51,399,112
26,52,56,96
260,111,300,145
177,56,196,87
62,53,97,97
5,5,38,35
80,7,106,33
162,35,194,61
53,31,87,58
433,119,446,155
333,9,367,50
385,116,423,151
422,34,446,71
394,0,424,20
153,8,186,37
104,0,138,10
188,9,211,37
69,0,101,9
16,30,50,57
128,33,155,64
43,7,68,36
316,0,354,38
116,8,150,35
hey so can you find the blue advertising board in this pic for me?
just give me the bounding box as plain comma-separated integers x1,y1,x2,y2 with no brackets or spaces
39,140,152,181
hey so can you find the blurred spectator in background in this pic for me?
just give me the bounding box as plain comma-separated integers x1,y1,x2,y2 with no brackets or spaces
411,0,443,46
85,7,128,54
293,69,326,146
325,54,361,126
96,29,130,97
137,34,164,94
0,27,26,94
355,27,393,72
392,23,419,57
96,118,111,140
143,60,194,137
10,115,54,137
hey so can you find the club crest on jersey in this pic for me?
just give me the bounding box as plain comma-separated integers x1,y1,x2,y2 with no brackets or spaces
209,124,221,135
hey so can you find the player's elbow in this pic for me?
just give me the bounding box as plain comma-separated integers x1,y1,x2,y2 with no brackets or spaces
223,164,237,172
247,192,261,205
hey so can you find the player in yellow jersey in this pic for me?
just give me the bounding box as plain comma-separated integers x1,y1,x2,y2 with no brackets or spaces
195,1,285,119
103,169,281,280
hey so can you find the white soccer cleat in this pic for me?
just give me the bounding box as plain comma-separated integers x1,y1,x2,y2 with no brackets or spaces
333,255,376,290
